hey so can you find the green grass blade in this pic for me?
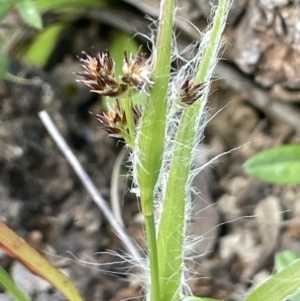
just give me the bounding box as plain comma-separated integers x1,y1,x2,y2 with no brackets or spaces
183,297,223,301
156,2,231,301
244,144,300,184
156,123,193,301
25,24,64,67
36,0,109,11
275,251,300,301
136,0,174,214
0,265,31,301
134,1,175,301
291,292,300,301
0,51,9,81
244,259,300,301
275,250,300,272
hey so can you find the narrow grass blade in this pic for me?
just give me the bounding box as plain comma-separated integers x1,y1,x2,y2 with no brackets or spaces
134,1,175,301
25,24,64,67
0,51,9,81
183,297,223,301
0,221,84,301
36,0,109,11
136,0,175,211
244,144,300,184
156,2,231,301
0,265,31,301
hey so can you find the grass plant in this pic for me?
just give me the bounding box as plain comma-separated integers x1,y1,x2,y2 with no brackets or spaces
2,1,300,301
77,1,231,300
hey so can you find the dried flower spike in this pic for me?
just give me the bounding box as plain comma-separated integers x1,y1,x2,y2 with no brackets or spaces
95,100,141,140
178,78,206,107
95,101,126,138
77,51,127,97
121,46,153,92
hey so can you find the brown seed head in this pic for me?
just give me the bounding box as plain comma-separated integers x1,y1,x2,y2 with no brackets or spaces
96,101,127,138
121,47,153,91
77,51,127,97
95,100,142,139
178,78,206,107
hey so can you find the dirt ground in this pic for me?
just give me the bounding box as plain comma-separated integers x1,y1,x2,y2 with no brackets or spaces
1,1,300,301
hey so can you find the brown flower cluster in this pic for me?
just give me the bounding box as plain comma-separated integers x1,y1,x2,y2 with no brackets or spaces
178,78,206,107
95,101,142,138
76,48,151,140
77,47,204,141
77,47,152,97
122,47,153,91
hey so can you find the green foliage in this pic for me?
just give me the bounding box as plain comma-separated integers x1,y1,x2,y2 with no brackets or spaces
0,51,9,81
35,0,110,12
16,0,43,30
275,251,300,301
183,297,223,301
4,0,300,300
0,0,42,29
275,250,300,272
0,0,111,76
244,144,300,184
135,2,175,300
244,257,300,301
0,265,31,301
155,2,230,301
0,2,12,21
24,24,64,67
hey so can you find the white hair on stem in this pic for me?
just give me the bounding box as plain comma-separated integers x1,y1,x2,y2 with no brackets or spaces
152,2,232,296
128,1,233,299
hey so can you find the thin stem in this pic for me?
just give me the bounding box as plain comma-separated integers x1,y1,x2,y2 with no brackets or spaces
144,213,160,301
136,0,175,215
5,72,43,85
135,0,175,299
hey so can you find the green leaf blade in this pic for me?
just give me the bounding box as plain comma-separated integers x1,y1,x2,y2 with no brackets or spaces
0,265,31,301
183,297,223,301
275,250,300,273
0,3,12,21
244,144,300,184
136,0,175,214
134,2,175,301
156,2,231,301
17,0,43,30
244,259,300,301
0,51,9,81
25,24,64,67
36,0,109,12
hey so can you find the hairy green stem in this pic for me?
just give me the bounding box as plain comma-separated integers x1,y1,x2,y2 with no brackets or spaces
157,2,231,301
145,213,161,301
135,1,175,300
136,0,174,214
